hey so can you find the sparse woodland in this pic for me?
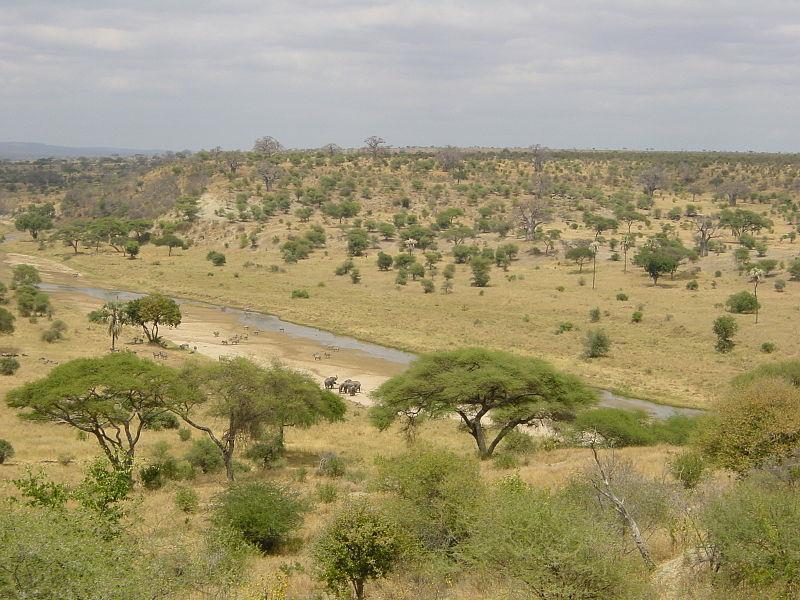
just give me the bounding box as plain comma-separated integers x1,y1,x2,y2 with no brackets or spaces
1,144,800,598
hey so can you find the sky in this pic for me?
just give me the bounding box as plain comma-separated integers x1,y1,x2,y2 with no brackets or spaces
1,0,799,152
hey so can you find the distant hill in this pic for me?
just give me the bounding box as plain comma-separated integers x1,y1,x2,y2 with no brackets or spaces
0,141,164,160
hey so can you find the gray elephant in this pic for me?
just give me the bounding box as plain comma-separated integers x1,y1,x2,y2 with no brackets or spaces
338,379,352,393
324,376,338,389
342,380,361,395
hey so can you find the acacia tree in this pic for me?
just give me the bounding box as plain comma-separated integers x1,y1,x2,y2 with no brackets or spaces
124,294,181,343
15,204,55,240
253,136,283,156
638,167,667,198
370,348,596,459
364,136,386,159
153,233,188,256
690,214,722,257
173,357,345,481
6,354,187,471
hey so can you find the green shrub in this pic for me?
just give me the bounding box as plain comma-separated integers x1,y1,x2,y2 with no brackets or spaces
139,464,167,490
726,290,759,314
317,452,346,478
213,481,305,552
174,487,199,513
144,412,180,430
555,321,574,334
291,288,309,299
375,448,481,555
616,293,628,301
589,307,601,322
206,251,226,266
501,429,537,454
0,307,15,334
685,279,699,290
421,278,435,293
702,481,800,594
462,477,650,599
583,329,610,358
313,501,406,600
492,452,519,469
0,357,20,375
650,415,699,445
185,438,224,474
244,437,284,468
316,482,338,504
0,439,14,464
178,427,192,441
714,270,722,277
761,342,777,354
631,311,643,323
574,408,656,447
669,451,706,489
774,279,786,292
713,315,738,353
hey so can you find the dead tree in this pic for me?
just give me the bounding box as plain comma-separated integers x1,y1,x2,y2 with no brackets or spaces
691,214,722,257
364,135,386,159
588,441,655,569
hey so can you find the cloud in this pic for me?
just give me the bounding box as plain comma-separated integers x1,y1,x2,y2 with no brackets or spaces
0,0,798,151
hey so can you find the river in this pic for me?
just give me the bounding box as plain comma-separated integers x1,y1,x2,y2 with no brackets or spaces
40,282,702,420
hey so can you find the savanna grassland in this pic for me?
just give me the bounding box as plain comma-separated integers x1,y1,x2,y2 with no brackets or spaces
1,146,800,600
4,148,800,406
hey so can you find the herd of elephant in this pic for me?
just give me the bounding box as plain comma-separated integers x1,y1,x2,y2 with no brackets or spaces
324,376,361,395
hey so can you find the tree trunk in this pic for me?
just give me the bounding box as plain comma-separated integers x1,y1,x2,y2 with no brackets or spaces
353,579,365,600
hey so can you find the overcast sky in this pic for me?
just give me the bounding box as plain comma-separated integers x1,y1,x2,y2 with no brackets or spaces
1,1,799,152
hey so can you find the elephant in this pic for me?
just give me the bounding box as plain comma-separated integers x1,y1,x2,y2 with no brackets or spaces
340,380,361,395
324,376,338,389
338,379,352,393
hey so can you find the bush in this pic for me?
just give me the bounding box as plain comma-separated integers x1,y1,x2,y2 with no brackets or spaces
139,464,167,490
375,448,481,555
702,481,800,594
144,412,180,430
713,315,738,353
175,487,199,513
206,251,226,266
0,357,20,375
185,438,224,474
726,290,759,314
775,279,786,292
669,451,706,489
178,427,192,441
685,279,699,290
213,481,305,552
574,408,656,447
0,439,14,464
317,452,346,478
462,478,650,599
616,293,628,301
244,437,283,468
316,482,338,504
0,306,15,334
631,311,643,323
349,267,361,284
492,452,519,469
421,278,435,293
583,329,610,358
589,307,601,322
313,501,406,600
501,429,537,454
761,342,777,354
291,288,309,299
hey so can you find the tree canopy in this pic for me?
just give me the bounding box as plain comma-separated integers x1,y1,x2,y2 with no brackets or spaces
370,348,596,458
125,294,181,342
6,353,191,470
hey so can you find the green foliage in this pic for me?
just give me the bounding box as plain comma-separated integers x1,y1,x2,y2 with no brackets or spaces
583,329,610,358
685,279,699,290
14,204,54,239
702,480,800,595
0,357,20,375
713,315,738,353
317,451,346,478
346,227,370,256
291,288,309,299
0,438,14,463
761,341,777,354
0,306,15,334
669,450,707,489
178,427,192,441
11,264,41,289
460,477,650,599
73,459,133,525
589,307,601,322
314,501,406,600
371,348,596,458
124,239,140,259
574,409,697,447
421,278,435,293
174,487,199,513
555,321,575,334
6,353,188,471
206,250,226,266
565,245,595,272
725,290,759,314
698,377,800,474
15,284,51,317
12,467,69,508
41,320,67,343
375,448,481,556
316,482,338,504
350,267,361,283
212,481,305,552
125,294,181,343
244,436,284,468
469,255,491,287
185,438,225,474
376,251,393,270
631,310,643,323
616,292,628,301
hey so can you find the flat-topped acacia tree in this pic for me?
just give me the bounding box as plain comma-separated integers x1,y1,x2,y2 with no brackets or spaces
6,353,191,471
370,348,596,459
